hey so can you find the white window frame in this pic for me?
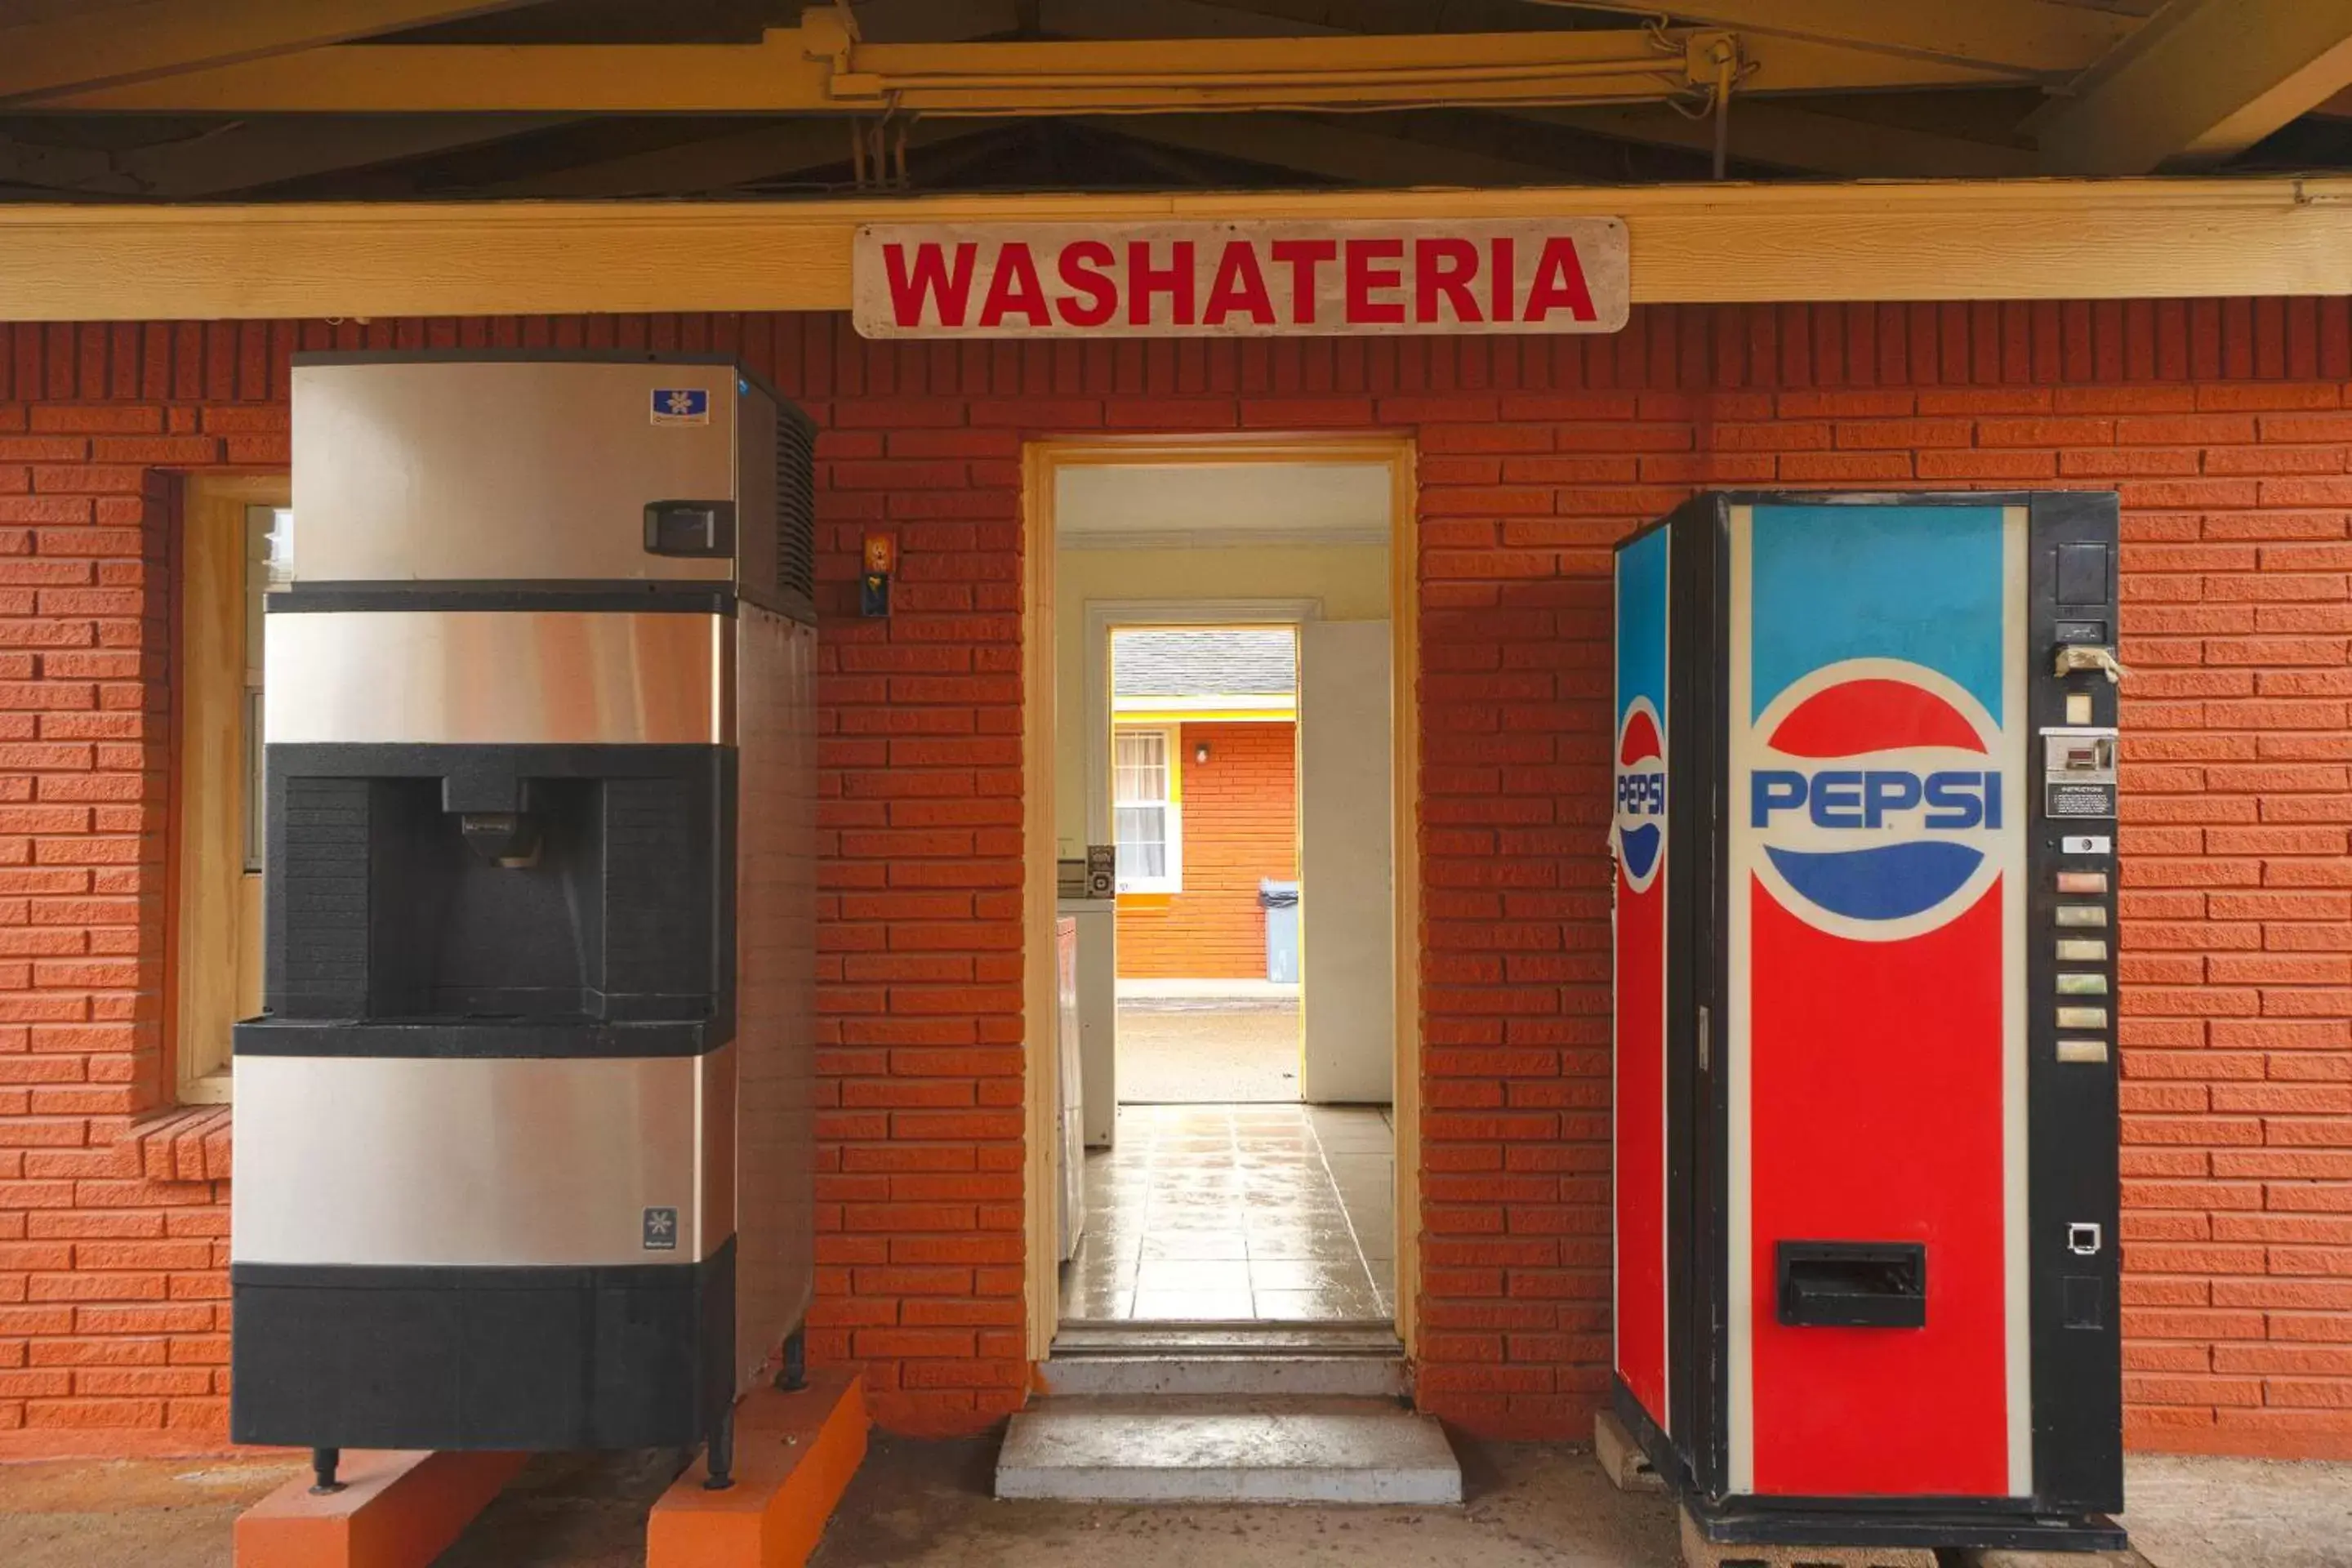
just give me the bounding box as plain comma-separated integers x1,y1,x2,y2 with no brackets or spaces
1111,723,1183,893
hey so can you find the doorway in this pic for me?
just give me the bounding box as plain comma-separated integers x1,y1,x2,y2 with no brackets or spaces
1022,439,1419,1351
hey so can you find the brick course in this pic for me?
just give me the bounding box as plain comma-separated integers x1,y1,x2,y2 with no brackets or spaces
0,302,2345,1456
1117,719,1298,980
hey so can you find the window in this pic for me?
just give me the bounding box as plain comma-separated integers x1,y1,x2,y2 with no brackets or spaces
1113,726,1182,893
175,479,287,1102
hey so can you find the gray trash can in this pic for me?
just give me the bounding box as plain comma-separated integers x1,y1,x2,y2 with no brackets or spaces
1258,879,1300,983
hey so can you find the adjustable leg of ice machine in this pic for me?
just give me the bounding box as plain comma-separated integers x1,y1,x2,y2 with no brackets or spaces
310,1447,344,1495
703,1407,735,1491
776,1327,808,1393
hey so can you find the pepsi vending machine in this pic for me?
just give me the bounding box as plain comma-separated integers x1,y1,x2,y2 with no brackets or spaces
1610,492,2125,1551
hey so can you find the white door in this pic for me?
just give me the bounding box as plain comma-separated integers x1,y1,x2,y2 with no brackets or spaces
1298,619,1395,1104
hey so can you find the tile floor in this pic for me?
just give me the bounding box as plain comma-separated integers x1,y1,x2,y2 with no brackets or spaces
1062,1102,1396,1324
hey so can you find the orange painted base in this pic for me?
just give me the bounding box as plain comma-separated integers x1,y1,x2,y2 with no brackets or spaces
233,1450,528,1568
648,1370,869,1568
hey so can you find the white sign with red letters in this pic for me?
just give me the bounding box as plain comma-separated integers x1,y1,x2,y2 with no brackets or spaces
852,218,1628,339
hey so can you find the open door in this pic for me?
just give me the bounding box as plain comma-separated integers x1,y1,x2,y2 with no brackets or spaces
1298,617,1395,1103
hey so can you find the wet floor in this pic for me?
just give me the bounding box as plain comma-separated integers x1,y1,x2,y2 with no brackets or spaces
1063,1103,1395,1323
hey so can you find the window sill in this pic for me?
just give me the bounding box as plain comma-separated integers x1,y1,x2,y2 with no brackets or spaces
124,1102,233,1183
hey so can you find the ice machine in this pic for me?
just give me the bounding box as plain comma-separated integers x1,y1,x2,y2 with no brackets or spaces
1610,491,2125,1551
229,353,819,1490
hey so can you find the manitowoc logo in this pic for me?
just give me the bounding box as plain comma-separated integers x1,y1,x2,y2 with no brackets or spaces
1748,659,2007,941
1615,699,1666,895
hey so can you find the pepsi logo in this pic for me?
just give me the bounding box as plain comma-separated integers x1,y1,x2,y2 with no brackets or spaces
1615,698,1666,895
1746,659,2011,941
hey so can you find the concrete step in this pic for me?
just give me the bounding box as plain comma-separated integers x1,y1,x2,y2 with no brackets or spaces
1039,1351,1408,1398
995,1396,1461,1506
1051,1324,1401,1356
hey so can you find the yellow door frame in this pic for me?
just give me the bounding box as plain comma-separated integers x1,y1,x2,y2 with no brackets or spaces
1020,433,1420,1363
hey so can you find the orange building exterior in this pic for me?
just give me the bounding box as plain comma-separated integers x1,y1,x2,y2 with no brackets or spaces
0,301,2345,1459
1116,719,1298,981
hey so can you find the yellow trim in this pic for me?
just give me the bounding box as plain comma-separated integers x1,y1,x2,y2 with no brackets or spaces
1388,442,1422,1356
1116,706,1294,726
1115,893,1176,912
1020,442,1059,1365
176,475,286,1105
1021,431,1420,1363
6,177,2352,321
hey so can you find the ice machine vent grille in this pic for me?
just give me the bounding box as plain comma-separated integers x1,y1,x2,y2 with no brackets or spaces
775,410,816,604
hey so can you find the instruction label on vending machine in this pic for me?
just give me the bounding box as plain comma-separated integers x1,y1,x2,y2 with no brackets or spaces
2042,727,2118,819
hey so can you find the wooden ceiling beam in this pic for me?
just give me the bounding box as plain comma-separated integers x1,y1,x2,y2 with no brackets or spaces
31,20,2012,114
464,118,991,198
1538,1,2132,76
0,0,536,106
6,178,2352,321
1088,112,1588,186
1539,100,2035,178
2030,0,2352,172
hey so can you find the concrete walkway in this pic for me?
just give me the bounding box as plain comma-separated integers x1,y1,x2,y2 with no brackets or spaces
1115,1000,1301,1103
1,1440,2346,1567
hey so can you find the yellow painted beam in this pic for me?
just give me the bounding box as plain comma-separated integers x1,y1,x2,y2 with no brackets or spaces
0,0,534,105
1552,0,2132,76
2,177,2352,322
38,22,2010,114
2032,0,2352,173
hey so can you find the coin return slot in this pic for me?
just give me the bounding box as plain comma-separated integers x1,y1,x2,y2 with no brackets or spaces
2057,1038,2110,1065
2055,906,2109,929
2056,871,2108,895
2057,973,2109,996
2056,938,2108,962
2056,1005,2109,1030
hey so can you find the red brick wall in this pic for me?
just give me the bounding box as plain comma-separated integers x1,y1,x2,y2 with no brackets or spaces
1117,719,1296,980
0,303,2349,1457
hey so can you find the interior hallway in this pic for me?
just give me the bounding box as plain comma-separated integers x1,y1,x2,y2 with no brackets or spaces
1062,1103,1395,1324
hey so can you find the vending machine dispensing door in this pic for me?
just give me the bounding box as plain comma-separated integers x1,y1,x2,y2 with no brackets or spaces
1610,491,2125,1554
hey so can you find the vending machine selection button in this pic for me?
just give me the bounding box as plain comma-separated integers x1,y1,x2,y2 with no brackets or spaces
2056,1005,2109,1030
2056,938,2109,962
2055,905,2109,929
2056,871,2109,894
2057,1038,2110,1064
2056,973,2110,996
2061,835,2112,856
